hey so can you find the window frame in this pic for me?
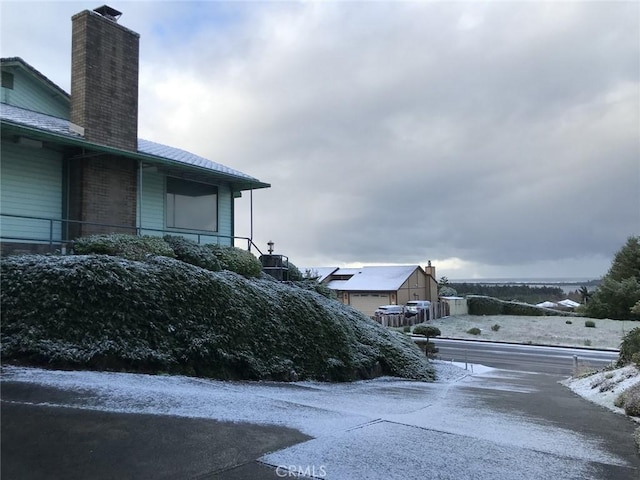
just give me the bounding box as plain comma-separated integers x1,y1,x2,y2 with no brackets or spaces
165,176,219,233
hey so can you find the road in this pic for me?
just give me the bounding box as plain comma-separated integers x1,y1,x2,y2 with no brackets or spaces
426,338,619,375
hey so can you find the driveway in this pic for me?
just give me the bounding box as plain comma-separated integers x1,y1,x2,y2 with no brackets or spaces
1,364,638,479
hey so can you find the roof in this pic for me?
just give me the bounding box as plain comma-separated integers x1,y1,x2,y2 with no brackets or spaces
300,267,339,282
558,299,580,308
322,265,422,292
536,301,558,308
1,57,69,100
0,103,270,191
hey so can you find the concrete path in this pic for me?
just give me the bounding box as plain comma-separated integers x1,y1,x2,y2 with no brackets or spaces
2,365,639,479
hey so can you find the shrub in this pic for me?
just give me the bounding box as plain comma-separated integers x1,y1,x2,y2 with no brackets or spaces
618,382,640,417
467,327,481,335
566,320,573,324
491,324,500,332
287,261,304,281
467,296,503,315
584,339,592,347
403,325,411,333
73,234,175,261
163,235,221,272
413,325,441,340
585,320,596,328
0,254,435,382
633,353,640,368
424,341,439,358
206,244,262,277
467,295,571,317
618,327,640,366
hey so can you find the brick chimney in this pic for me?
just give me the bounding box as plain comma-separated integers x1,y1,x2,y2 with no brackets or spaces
70,5,139,151
67,6,139,240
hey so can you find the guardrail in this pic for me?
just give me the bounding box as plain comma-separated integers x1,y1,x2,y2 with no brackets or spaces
0,213,264,255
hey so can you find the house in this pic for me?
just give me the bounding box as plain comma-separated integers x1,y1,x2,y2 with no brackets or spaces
536,299,581,311
0,6,269,255
314,263,438,317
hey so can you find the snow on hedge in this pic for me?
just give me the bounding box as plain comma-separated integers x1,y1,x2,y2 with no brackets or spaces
1,254,434,382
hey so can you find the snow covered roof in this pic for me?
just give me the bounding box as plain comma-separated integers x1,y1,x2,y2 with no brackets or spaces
1,103,270,191
321,265,422,291
558,299,580,308
536,301,559,308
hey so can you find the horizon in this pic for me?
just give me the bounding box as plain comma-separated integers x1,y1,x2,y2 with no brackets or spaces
2,2,637,279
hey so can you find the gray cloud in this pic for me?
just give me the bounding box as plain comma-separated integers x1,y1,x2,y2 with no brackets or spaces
2,1,637,278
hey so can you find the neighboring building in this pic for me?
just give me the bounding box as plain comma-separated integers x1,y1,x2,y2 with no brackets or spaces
0,6,269,255
440,296,468,316
314,263,438,317
536,299,581,311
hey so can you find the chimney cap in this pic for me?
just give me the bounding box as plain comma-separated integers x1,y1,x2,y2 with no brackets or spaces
94,5,122,22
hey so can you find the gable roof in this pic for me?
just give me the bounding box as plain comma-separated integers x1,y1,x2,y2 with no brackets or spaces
322,265,423,291
1,57,269,192
0,102,270,191
1,57,69,100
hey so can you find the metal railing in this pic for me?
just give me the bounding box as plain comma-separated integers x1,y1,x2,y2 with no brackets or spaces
0,213,264,255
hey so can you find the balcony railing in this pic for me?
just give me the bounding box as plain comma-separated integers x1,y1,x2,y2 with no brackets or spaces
0,213,264,255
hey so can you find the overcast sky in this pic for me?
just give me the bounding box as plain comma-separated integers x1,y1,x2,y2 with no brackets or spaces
2,1,638,279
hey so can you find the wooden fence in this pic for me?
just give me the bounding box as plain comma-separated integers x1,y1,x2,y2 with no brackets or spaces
372,301,451,327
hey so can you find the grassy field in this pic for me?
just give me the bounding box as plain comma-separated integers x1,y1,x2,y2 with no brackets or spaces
422,314,637,350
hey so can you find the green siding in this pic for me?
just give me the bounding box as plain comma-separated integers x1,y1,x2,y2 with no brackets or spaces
1,67,69,119
138,169,165,236
217,184,233,241
137,170,232,247
0,141,63,242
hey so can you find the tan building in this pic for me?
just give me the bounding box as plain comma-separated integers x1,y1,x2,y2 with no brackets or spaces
315,264,438,317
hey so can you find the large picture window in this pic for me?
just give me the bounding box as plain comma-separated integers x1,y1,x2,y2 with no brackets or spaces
166,177,217,231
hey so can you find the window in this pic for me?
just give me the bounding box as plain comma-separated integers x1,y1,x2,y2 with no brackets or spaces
2,71,14,89
166,177,217,231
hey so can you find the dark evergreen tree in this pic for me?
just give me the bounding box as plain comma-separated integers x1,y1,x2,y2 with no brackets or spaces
586,236,640,320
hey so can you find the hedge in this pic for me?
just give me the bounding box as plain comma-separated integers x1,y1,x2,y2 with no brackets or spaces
1,254,434,382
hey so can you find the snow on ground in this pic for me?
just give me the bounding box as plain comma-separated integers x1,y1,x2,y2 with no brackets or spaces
430,314,627,350
2,362,631,480
562,365,640,418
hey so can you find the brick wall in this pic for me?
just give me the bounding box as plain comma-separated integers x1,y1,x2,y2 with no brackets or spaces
70,9,139,152
67,155,138,239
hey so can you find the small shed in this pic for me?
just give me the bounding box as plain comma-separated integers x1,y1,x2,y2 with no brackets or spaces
440,296,468,316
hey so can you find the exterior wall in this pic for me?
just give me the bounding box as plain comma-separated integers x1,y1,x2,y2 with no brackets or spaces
1,66,69,118
425,264,438,302
217,183,233,240
70,10,139,151
347,292,392,317
67,155,138,238
442,297,468,316
138,169,164,235
137,169,233,246
397,269,428,305
0,141,63,245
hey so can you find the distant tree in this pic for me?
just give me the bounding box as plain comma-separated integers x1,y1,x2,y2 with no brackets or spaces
585,236,640,320
578,286,591,304
607,236,640,282
304,268,320,280
439,285,458,297
438,276,450,287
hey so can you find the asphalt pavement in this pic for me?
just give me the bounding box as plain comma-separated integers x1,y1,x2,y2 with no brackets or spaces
1,382,310,480
2,342,639,480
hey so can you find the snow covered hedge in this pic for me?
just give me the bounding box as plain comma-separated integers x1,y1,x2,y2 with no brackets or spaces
467,296,574,317
1,254,434,382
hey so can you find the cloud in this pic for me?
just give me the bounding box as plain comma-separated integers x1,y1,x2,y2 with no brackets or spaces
2,1,638,278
